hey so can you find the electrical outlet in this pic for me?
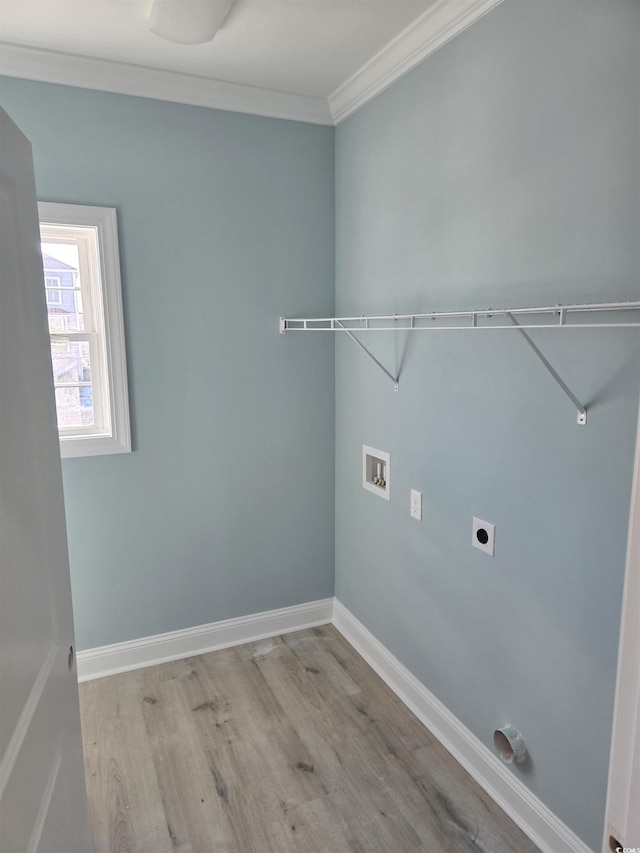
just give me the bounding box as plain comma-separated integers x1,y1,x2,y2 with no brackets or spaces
410,489,422,521
472,517,495,556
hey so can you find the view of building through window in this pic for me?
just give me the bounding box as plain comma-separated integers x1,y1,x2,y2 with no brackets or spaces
42,241,94,429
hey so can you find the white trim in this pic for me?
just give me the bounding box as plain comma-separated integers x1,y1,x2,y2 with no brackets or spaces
0,3,501,126
603,399,640,852
76,598,334,681
329,0,504,124
0,43,333,126
332,600,592,853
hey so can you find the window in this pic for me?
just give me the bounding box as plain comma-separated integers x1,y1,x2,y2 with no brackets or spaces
38,202,131,458
45,275,62,298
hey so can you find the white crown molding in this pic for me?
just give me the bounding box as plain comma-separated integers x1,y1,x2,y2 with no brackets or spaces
1,2,502,125
328,0,504,124
333,600,593,853
76,597,334,681
0,43,333,126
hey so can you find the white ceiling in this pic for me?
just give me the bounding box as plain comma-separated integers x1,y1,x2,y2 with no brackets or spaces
0,0,502,124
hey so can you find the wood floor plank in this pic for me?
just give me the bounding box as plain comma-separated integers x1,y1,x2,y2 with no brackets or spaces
251,642,428,851
136,666,237,852
79,626,539,853
81,674,175,853
307,627,538,852
179,648,320,852
280,631,362,699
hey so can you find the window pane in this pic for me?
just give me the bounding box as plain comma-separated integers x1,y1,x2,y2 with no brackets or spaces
51,339,94,428
54,386,95,429
51,340,91,384
42,241,84,332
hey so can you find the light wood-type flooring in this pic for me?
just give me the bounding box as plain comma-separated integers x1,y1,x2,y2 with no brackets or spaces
79,625,539,853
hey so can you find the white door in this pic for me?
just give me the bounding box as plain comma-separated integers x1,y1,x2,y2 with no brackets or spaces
0,108,91,851
604,398,640,852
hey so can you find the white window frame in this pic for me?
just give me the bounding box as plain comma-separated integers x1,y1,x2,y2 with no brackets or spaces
38,202,131,458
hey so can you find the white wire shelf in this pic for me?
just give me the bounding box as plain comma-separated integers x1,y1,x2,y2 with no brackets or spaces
279,300,640,425
279,300,640,333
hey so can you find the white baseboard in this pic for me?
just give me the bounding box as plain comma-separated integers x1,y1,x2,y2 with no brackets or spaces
76,597,334,682
332,599,593,853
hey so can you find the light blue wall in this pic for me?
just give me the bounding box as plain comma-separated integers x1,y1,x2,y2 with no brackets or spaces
0,78,336,651
335,2,639,850
2,2,639,846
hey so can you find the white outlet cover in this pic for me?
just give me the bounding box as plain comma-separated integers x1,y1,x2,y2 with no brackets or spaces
410,489,422,521
472,517,495,556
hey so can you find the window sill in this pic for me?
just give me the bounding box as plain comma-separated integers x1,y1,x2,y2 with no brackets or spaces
60,432,131,459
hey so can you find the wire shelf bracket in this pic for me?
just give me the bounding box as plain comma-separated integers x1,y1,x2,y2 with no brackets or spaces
279,300,640,425
335,320,399,391
505,312,587,425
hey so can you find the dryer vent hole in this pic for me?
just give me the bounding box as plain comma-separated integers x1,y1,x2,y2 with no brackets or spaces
493,730,514,762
